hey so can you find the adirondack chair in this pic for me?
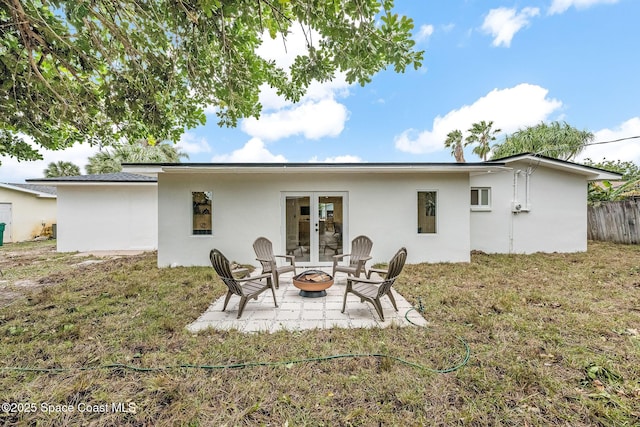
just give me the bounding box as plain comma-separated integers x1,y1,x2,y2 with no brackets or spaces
332,235,373,278
341,247,407,321
253,237,297,289
209,249,278,319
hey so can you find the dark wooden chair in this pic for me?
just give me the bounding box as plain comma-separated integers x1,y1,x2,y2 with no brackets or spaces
341,247,407,321
332,235,373,278
209,249,278,319
253,237,297,289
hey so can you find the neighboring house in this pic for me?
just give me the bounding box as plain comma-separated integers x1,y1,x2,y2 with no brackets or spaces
0,183,57,243
27,173,157,252
28,154,619,265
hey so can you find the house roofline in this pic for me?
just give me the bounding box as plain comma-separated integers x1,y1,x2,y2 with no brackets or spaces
487,153,623,181
0,183,57,198
26,172,157,186
122,162,510,175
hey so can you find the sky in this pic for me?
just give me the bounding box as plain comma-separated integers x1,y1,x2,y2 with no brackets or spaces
2,0,640,183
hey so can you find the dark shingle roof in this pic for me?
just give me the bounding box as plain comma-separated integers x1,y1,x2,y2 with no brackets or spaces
26,172,157,183
7,183,57,195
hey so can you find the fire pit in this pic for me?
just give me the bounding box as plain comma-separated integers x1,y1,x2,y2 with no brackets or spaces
292,270,334,298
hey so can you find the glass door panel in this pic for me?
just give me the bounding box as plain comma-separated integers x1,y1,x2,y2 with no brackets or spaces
284,192,346,265
318,196,344,262
285,196,310,262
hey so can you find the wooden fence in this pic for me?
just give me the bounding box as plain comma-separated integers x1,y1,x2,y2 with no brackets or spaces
587,199,640,244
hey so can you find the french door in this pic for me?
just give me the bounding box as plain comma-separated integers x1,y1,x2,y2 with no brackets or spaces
283,192,347,265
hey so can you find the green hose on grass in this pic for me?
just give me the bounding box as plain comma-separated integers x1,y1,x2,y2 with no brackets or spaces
1,303,470,375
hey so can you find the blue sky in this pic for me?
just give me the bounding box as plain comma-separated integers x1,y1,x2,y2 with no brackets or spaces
3,0,640,182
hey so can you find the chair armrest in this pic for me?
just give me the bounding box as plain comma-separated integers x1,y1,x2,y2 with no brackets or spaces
256,257,276,268
274,254,296,265
367,267,388,279
347,276,382,285
236,272,272,283
231,267,249,278
332,253,351,261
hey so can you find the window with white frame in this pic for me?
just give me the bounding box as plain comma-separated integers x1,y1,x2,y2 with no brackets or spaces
471,187,491,210
192,191,212,235
417,191,437,234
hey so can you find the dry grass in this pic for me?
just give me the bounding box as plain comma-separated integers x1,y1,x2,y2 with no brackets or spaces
0,240,639,426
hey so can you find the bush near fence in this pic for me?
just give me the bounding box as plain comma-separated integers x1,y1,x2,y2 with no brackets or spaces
587,199,640,244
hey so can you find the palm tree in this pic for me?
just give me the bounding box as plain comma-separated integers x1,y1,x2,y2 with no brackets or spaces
86,139,189,174
43,161,81,177
464,121,501,161
491,121,592,160
85,151,122,174
444,130,465,163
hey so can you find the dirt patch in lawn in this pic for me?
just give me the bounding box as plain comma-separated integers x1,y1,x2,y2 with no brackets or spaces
0,240,146,308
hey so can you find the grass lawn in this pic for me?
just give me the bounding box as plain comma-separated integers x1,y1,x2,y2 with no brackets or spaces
1,240,639,426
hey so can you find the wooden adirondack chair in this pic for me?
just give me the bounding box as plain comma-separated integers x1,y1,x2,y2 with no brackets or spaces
341,247,407,321
332,235,373,278
209,249,278,319
253,237,297,289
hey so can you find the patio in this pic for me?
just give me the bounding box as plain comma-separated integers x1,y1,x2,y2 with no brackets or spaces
187,268,428,333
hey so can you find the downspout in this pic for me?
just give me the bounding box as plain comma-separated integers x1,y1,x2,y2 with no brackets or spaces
509,171,519,254
525,167,532,211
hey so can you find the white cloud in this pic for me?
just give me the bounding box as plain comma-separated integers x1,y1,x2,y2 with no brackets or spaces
177,133,211,155
548,0,619,15
0,137,100,183
576,117,640,164
241,98,349,141
257,26,316,70
416,24,434,42
258,74,351,112
394,83,562,155
442,23,455,33
308,155,364,163
481,7,540,47
243,24,352,141
211,138,287,163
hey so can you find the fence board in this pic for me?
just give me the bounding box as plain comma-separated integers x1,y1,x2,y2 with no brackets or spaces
588,199,640,244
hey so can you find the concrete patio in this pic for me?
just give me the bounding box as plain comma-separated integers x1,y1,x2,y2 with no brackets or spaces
187,268,428,333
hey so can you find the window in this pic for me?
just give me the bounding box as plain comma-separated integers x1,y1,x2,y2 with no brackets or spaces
471,187,491,210
192,191,212,235
417,191,437,234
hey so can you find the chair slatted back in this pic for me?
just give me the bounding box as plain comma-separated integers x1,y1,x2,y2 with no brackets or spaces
377,247,407,298
210,249,243,296
253,237,275,272
349,235,373,267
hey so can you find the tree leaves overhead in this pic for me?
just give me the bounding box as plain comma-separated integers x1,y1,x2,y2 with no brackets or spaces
0,0,424,162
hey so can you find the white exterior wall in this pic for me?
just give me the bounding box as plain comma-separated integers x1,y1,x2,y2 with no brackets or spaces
0,188,56,243
469,170,513,253
56,185,157,252
157,171,472,267
471,161,588,253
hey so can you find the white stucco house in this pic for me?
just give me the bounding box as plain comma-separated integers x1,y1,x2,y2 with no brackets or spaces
0,183,57,243
471,153,621,254
27,173,157,252
28,154,619,264
111,153,618,268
